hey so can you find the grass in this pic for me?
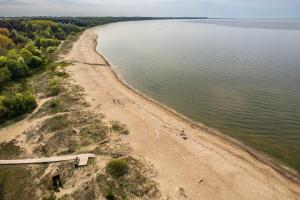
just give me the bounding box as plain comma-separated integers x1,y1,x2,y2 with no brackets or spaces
47,78,64,97
41,114,69,133
80,123,109,143
97,157,159,199
0,165,47,200
106,159,128,178
0,140,22,159
111,121,129,135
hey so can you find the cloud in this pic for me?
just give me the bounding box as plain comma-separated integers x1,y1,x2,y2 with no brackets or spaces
0,0,299,17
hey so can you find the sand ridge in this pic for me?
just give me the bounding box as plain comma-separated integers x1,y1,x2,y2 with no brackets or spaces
63,28,300,199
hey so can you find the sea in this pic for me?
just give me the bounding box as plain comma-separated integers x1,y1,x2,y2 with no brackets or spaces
96,19,300,172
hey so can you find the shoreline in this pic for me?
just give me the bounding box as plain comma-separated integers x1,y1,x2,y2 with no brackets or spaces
65,28,300,199
92,28,300,185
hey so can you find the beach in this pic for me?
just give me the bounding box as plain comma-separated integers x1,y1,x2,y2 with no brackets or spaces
63,28,300,199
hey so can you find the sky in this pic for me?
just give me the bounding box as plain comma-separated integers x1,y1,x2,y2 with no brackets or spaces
0,0,300,18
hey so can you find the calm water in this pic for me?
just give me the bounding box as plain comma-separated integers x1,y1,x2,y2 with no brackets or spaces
96,19,300,172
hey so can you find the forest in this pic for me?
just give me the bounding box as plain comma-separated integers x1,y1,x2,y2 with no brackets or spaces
0,17,161,124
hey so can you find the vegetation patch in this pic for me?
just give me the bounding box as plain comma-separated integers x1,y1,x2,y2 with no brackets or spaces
44,129,78,156
46,78,64,97
80,123,109,143
93,142,132,158
106,159,128,178
0,165,47,200
0,140,22,159
40,114,69,133
97,157,160,199
111,121,129,135
0,92,37,124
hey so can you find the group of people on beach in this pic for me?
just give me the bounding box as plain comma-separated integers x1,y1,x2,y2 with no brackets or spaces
113,98,125,106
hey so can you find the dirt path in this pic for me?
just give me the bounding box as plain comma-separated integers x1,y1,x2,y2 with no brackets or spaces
64,28,300,199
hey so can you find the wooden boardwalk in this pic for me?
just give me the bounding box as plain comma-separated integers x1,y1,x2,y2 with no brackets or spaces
0,154,96,166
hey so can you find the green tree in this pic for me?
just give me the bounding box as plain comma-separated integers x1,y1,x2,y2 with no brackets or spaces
29,56,43,68
0,28,10,37
0,96,9,122
6,49,20,60
0,92,37,120
10,29,27,44
0,34,13,49
20,48,33,64
36,38,60,49
0,67,11,86
0,56,7,67
5,58,28,80
25,41,41,56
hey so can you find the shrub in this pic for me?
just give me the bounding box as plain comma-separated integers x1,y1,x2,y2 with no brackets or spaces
0,93,37,122
0,67,11,86
111,121,129,135
5,58,28,80
0,96,9,121
29,55,43,68
10,29,28,44
37,38,60,49
47,78,62,96
49,99,59,109
0,56,7,67
0,34,13,49
25,41,41,57
20,48,33,64
0,28,10,37
106,159,128,178
105,189,115,200
6,49,20,60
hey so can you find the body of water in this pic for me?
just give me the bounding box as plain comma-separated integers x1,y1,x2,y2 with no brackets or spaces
96,19,300,172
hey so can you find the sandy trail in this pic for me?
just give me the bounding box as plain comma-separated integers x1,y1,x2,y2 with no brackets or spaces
64,28,300,199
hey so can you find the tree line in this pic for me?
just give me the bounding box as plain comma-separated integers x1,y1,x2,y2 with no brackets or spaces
0,18,83,123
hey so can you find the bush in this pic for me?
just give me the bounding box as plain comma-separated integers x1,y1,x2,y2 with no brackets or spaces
0,28,10,37
20,48,33,64
106,159,128,178
6,49,20,60
0,34,13,49
105,189,115,200
37,38,60,49
5,58,28,80
47,78,62,96
0,93,37,123
10,29,28,44
29,55,43,68
0,56,8,67
25,41,41,57
0,67,11,86
111,121,129,135
0,96,9,121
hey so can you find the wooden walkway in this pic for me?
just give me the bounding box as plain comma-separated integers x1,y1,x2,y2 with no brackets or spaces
0,154,96,166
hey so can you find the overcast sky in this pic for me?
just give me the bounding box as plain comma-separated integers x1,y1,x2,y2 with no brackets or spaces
0,0,299,18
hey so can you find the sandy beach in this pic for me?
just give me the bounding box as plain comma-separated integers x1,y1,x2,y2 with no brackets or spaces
61,28,300,199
